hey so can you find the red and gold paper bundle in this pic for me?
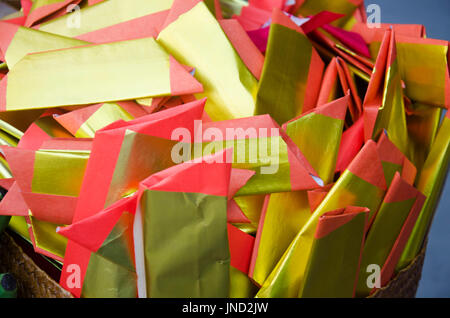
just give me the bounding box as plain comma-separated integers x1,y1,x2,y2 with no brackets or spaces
397,112,450,271
157,0,258,121
36,0,172,39
0,37,203,111
299,206,369,298
60,101,205,297
0,0,448,299
254,8,324,124
59,149,257,297
247,96,348,286
355,173,426,297
194,114,323,196
257,141,388,298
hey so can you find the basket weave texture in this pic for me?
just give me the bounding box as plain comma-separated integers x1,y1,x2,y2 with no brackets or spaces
0,232,73,298
0,231,426,298
370,246,426,298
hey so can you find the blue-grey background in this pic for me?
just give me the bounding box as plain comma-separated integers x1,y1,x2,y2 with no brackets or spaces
366,0,450,298
0,0,449,298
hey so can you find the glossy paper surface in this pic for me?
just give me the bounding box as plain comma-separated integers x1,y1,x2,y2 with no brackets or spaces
3,37,201,110
257,141,386,298
158,1,257,121
255,10,323,124
398,114,450,270
249,191,311,286
38,0,174,38
299,207,369,298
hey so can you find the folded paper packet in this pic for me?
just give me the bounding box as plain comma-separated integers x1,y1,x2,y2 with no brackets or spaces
254,8,324,124
248,97,348,285
0,116,62,199
0,37,203,111
193,114,323,196
377,131,416,187
354,23,450,109
257,140,387,298
0,111,77,260
36,0,173,38
395,35,450,109
0,21,87,69
54,101,148,138
298,206,369,298
1,138,91,225
0,138,90,261
355,172,426,297
60,100,205,297
363,28,409,159
78,99,204,207
317,58,362,122
0,20,196,116
134,149,232,298
397,112,450,271
249,191,311,287
157,0,258,121
73,10,164,44
406,103,442,173
283,96,348,185
59,195,138,298
0,12,166,69
59,152,257,298
2,2,261,78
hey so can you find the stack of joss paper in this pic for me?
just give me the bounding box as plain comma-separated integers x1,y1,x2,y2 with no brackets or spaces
0,0,448,298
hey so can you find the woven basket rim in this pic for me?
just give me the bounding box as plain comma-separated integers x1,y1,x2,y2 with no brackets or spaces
0,231,427,298
0,232,73,298
369,245,426,298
